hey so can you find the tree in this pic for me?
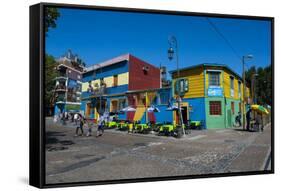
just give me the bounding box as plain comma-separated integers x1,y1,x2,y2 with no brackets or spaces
245,65,272,106
45,55,58,115
45,7,60,34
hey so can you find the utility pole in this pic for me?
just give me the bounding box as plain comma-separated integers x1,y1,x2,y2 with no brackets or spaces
242,57,246,130
242,55,253,130
251,73,258,104
168,35,185,136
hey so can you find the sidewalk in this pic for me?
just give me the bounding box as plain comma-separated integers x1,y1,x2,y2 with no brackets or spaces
224,123,272,172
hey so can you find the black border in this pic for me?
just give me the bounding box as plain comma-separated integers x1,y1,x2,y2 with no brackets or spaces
29,2,274,189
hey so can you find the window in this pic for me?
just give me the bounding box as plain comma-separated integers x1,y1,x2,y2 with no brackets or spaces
113,75,118,86
239,102,241,112
231,102,235,114
238,81,241,97
159,93,169,105
118,99,126,110
230,76,234,97
209,101,222,115
208,72,220,86
230,76,234,90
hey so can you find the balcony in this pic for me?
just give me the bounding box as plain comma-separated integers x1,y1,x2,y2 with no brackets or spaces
55,76,68,81
54,84,67,92
55,95,66,103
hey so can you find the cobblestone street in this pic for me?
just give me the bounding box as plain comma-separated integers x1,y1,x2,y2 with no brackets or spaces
45,118,271,184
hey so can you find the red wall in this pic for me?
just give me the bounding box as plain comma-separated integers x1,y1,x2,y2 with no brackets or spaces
128,55,161,91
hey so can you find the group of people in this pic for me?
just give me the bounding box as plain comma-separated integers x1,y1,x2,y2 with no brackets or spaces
54,111,106,137
235,109,264,132
75,114,106,137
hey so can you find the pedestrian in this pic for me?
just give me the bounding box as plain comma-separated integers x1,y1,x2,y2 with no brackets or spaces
75,114,85,136
235,112,242,127
246,108,252,131
86,119,93,136
96,116,105,137
74,113,79,125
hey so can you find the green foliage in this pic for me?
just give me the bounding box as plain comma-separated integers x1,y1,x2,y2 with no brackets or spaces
45,54,58,108
245,65,272,106
45,7,60,34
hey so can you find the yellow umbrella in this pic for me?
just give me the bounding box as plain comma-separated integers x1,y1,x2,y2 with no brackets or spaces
251,104,269,115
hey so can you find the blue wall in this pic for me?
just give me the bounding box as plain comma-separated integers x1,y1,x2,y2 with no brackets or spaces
154,105,174,123
83,61,129,82
182,97,206,129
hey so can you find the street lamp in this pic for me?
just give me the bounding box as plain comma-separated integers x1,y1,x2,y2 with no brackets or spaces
167,35,185,136
242,54,253,130
168,36,180,77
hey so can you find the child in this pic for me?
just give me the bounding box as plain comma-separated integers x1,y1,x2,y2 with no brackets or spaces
75,114,84,136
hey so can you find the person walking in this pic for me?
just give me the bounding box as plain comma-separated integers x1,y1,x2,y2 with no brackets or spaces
86,119,93,136
74,113,79,125
235,112,242,127
75,114,85,136
96,116,105,137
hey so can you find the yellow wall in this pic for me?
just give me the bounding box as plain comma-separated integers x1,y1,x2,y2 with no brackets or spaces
82,72,129,92
172,67,204,98
223,69,248,100
118,72,129,86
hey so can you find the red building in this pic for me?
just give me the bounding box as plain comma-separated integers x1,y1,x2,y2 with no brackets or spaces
128,55,161,91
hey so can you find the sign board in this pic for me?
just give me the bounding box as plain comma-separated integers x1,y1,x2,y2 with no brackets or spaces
208,87,223,97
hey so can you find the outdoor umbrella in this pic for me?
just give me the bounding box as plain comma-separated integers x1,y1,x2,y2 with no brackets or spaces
147,106,160,113
121,106,136,112
166,105,182,111
251,104,269,115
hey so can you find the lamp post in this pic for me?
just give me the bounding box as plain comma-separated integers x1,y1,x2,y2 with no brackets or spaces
242,54,253,130
168,35,185,136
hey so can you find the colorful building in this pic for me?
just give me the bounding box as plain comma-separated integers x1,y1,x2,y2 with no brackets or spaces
53,50,84,115
170,63,250,129
81,54,161,121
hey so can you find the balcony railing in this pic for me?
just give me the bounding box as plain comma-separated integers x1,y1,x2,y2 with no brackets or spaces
87,87,106,96
54,85,67,91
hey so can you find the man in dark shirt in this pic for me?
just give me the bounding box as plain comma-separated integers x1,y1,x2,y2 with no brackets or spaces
246,108,252,131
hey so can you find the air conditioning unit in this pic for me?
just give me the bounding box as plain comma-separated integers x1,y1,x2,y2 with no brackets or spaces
143,66,149,72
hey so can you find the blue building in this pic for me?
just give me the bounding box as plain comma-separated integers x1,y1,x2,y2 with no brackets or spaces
53,50,84,115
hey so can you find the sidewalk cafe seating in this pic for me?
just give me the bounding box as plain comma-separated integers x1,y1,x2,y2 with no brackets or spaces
150,122,162,132
117,120,130,131
190,120,204,130
105,121,117,129
158,122,189,138
135,123,151,134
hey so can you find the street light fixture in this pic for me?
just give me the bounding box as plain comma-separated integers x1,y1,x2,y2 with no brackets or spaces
167,35,185,137
242,54,253,130
167,47,174,61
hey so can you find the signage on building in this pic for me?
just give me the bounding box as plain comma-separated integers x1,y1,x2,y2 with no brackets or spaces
208,87,223,97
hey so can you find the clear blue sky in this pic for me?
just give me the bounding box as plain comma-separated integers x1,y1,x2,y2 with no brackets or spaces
46,8,271,77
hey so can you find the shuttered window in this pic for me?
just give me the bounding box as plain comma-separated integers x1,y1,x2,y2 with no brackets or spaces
209,101,222,115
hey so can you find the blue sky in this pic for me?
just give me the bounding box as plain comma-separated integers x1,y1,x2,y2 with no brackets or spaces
46,8,271,77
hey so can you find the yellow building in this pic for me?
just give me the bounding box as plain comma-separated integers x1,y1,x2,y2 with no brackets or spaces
169,63,250,129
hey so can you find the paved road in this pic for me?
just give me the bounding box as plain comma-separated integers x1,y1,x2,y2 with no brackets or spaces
45,118,272,184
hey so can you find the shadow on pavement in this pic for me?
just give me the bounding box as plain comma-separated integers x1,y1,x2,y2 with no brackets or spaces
46,131,75,152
